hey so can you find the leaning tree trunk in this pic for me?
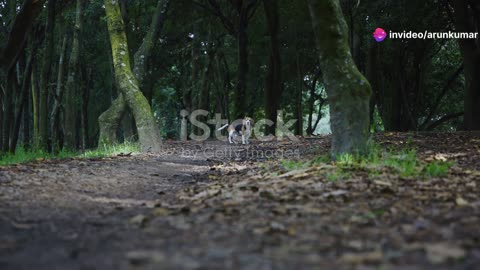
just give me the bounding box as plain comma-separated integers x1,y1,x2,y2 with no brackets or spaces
0,0,46,70
64,0,84,150
10,48,34,153
98,0,170,146
103,0,162,152
307,0,372,156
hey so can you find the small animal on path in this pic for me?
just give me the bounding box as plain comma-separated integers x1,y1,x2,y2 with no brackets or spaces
218,117,253,144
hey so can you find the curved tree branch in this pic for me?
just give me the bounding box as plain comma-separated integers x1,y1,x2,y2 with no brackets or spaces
426,112,464,130
0,0,46,70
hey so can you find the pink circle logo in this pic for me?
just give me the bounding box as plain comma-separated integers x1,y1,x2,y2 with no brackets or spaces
373,28,387,42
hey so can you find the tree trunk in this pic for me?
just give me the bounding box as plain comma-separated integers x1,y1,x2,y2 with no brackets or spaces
306,69,321,135
103,0,162,152
295,46,303,136
23,76,31,147
234,5,249,120
307,0,372,156
51,32,68,152
81,65,91,149
0,0,46,70
133,0,170,87
2,69,16,152
64,0,84,150
31,64,39,147
263,0,282,135
98,95,128,146
10,49,34,152
453,0,480,130
196,44,216,136
38,0,56,150
0,89,3,151
98,0,170,145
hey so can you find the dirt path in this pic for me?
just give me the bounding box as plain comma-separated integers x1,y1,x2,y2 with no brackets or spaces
1,133,479,269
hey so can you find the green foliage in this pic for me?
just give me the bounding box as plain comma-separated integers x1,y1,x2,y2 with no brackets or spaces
0,147,77,166
82,142,140,158
281,142,453,180
281,159,311,171
153,86,180,139
326,171,350,182
0,142,140,166
382,150,419,177
423,161,453,177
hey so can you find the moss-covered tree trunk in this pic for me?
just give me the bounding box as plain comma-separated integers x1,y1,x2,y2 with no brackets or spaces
98,0,169,146
307,0,372,156
103,0,162,152
98,94,127,146
64,0,84,150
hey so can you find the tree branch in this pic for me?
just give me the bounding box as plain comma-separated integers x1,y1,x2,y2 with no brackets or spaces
420,64,464,129
207,0,236,35
426,112,464,130
0,0,46,70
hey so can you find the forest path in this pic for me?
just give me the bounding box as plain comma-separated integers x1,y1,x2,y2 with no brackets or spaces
1,133,480,269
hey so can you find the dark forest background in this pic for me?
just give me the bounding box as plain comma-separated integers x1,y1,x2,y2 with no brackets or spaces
0,0,478,154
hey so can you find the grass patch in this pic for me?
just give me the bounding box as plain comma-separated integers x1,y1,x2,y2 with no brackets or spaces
81,142,140,158
0,147,77,166
423,161,453,177
281,159,312,171
326,171,351,182
281,143,453,179
0,142,140,166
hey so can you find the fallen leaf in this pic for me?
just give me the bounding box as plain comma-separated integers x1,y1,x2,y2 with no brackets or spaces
456,197,469,207
374,180,392,187
129,215,148,227
339,250,383,264
322,190,348,197
434,154,448,162
152,207,170,216
126,250,165,265
425,243,465,264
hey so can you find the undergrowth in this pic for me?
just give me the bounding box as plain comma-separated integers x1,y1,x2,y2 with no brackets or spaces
0,142,140,166
281,143,452,179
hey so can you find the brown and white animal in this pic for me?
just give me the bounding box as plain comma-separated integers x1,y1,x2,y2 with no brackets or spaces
218,117,253,144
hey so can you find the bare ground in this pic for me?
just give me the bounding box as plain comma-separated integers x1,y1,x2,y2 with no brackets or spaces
0,132,479,270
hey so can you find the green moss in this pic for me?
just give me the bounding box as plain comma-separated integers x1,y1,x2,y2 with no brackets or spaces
103,0,162,152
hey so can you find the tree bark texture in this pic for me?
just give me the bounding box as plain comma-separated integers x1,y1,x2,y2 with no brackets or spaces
103,0,162,152
307,0,372,156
